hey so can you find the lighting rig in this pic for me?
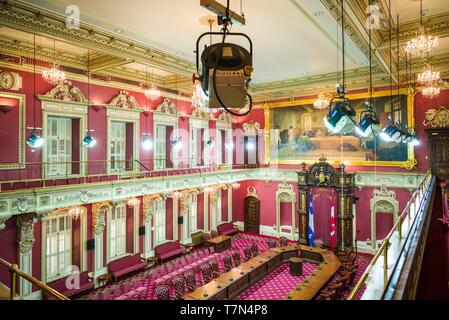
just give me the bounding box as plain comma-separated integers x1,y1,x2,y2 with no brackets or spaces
194,0,254,117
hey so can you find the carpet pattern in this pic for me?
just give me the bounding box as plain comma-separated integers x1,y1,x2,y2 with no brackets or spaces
235,263,317,300
81,233,371,300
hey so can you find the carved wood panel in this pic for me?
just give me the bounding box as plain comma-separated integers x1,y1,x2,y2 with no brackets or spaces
426,129,449,181
244,196,260,233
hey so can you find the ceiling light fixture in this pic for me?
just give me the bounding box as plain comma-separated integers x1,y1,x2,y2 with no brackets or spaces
313,92,331,110
42,39,66,85
144,67,161,101
405,0,439,58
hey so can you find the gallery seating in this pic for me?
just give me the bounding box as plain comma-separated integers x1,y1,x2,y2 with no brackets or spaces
268,239,277,248
250,243,259,257
243,246,253,261
232,251,242,267
209,260,220,278
154,240,185,261
45,271,94,299
217,222,239,236
222,253,233,272
107,253,146,280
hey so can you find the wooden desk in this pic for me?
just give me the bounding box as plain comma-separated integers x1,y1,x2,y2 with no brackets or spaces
216,268,250,299
240,259,268,285
187,244,341,301
184,280,227,300
207,235,232,253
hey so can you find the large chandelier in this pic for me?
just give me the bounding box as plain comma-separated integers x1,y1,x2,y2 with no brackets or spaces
405,27,439,58
42,39,66,85
422,86,440,99
405,0,439,58
144,84,161,101
417,67,440,86
42,63,66,85
313,92,332,110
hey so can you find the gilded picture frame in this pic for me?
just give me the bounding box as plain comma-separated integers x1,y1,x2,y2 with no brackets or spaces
0,92,25,170
263,87,417,170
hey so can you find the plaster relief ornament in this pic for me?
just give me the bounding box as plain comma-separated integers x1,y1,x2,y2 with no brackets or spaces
424,106,449,128
17,214,35,254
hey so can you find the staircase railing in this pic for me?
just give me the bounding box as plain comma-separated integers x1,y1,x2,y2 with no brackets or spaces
347,171,433,300
0,258,69,300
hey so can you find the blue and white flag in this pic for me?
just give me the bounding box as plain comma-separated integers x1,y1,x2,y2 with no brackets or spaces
308,191,315,246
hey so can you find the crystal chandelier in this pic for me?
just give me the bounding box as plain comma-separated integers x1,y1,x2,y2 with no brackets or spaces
144,66,161,101
192,83,209,111
42,39,66,85
144,84,161,101
313,92,331,110
68,206,82,221
405,27,439,58
417,67,440,86
422,86,440,99
405,0,439,58
42,63,66,85
231,182,241,190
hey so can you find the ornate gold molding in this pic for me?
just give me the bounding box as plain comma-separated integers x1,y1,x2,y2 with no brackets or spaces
424,106,449,128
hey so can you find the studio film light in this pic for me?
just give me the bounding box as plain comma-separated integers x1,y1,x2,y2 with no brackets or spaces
26,129,44,149
354,101,380,138
82,130,96,148
323,91,356,135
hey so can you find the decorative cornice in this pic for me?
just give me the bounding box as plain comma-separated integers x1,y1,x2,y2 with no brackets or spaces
0,0,195,77
0,169,426,217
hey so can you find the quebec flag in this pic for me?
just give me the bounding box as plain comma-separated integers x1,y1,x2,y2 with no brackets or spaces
308,191,315,246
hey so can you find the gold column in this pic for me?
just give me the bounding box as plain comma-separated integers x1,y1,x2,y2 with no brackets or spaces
298,186,309,244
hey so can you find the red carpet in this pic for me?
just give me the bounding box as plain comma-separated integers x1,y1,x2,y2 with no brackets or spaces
416,188,449,300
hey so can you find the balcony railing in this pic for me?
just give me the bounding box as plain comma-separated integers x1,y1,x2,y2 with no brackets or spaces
0,258,68,300
0,158,246,192
347,171,434,300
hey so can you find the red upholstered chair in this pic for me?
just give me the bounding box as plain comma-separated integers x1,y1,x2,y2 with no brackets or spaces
210,230,218,238
203,232,211,242
165,262,175,274
232,251,242,267
209,260,220,278
122,281,139,300
279,236,288,247
317,289,335,300
156,265,166,277
155,285,171,300
172,276,186,300
209,246,215,254
268,239,277,248
327,281,343,300
184,270,197,293
200,264,214,284
222,253,233,272
250,243,259,257
243,246,253,261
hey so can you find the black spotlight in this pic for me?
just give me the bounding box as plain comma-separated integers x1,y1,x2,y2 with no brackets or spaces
324,99,356,135
355,101,380,138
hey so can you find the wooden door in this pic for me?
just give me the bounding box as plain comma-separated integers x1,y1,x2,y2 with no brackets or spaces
426,129,449,181
244,196,260,233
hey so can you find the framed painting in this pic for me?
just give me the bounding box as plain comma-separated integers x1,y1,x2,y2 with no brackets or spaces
264,88,417,169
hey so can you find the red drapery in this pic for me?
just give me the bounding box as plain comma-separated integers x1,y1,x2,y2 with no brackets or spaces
311,187,338,245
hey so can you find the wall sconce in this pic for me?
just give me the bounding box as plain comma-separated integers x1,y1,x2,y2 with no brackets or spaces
91,104,104,112
232,183,241,190
142,133,152,150
0,97,18,114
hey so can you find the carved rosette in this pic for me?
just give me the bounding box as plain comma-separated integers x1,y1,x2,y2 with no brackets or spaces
17,214,35,255
92,202,110,236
